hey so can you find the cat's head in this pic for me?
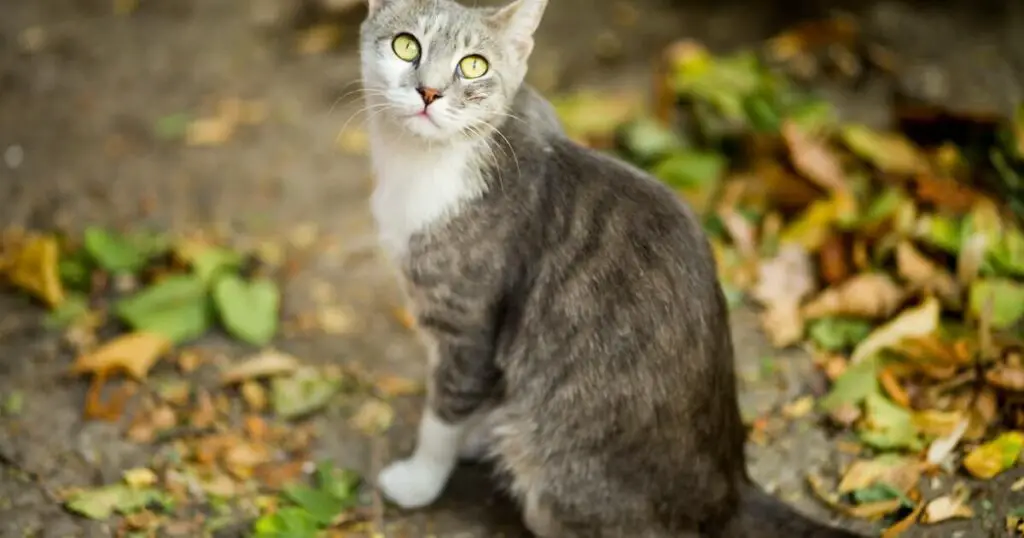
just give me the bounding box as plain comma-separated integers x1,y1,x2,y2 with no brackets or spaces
360,0,547,140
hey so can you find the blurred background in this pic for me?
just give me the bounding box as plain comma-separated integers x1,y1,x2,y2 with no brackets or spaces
1,0,1023,536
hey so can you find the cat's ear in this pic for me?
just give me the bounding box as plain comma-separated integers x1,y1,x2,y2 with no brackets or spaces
488,0,548,57
366,0,391,15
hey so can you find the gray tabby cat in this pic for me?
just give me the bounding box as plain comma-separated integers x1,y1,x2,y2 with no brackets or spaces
359,0,863,536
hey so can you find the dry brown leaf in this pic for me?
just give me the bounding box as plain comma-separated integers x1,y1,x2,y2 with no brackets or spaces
895,241,961,308
802,273,906,320
913,175,978,214
186,117,235,146
882,498,924,538
818,234,851,285
190,390,217,429
761,303,805,348
781,121,848,193
851,296,940,363
879,367,910,407
72,332,172,380
717,208,758,261
253,461,307,491
985,362,1024,391
394,307,416,330
240,381,267,411
223,441,272,480
837,456,921,494
848,499,904,520
220,350,300,385
921,485,974,524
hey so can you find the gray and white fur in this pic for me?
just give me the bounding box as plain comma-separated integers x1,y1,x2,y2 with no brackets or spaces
359,0,863,536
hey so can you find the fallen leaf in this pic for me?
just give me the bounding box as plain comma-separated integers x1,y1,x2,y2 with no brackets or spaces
349,399,395,435
122,468,158,489
778,198,841,251
802,272,906,320
241,381,268,411
374,375,424,398
213,274,280,346
186,117,235,146
851,296,941,363
782,395,815,419
116,274,212,344
781,121,848,193
968,278,1024,329
859,392,923,451
962,431,1024,479
64,484,171,520
818,233,851,285
922,484,974,524
838,454,922,495
83,227,165,274
840,124,925,175
895,241,961,308
986,362,1024,391
71,332,172,379
760,303,805,348
807,317,873,352
752,243,817,309
925,416,969,465
819,354,879,422
551,91,644,147
272,368,342,419
6,233,65,307
220,350,300,385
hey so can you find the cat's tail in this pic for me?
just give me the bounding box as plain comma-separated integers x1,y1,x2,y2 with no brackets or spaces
733,482,865,538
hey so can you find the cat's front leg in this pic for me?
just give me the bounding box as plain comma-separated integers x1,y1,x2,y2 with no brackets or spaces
377,327,499,509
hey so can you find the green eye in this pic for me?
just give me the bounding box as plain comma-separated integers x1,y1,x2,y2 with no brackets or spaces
392,33,420,62
458,55,489,79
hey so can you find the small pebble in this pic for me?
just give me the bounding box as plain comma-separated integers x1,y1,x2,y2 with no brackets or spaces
4,145,23,169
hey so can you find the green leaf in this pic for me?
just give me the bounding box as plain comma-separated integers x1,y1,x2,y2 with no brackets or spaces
315,461,360,501
652,151,726,190
154,113,191,141
282,485,346,525
64,485,172,520
617,117,687,165
44,292,90,329
818,355,879,412
58,251,93,291
271,369,341,420
253,506,319,538
807,317,874,352
83,227,166,274
851,483,912,507
914,214,963,254
968,278,1024,329
858,392,923,451
213,274,280,346
988,228,1024,277
839,124,924,175
115,274,212,344
3,391,24,416
192,246,243,285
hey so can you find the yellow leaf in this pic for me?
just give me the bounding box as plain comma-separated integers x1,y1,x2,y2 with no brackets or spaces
220,350,300,385
779,198,838,251
72,332,172,380
122,468,158,488
840,124,926,175
851,296,940,363
962,431,1024,479
6,233,65,307
349,399,394,435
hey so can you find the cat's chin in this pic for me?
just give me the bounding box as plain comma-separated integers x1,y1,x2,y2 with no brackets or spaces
401,114,455,141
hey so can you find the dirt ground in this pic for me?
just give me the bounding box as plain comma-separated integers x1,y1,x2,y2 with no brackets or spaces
1,0,1023,536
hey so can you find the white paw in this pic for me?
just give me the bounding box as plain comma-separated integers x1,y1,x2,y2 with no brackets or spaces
376,458,450,509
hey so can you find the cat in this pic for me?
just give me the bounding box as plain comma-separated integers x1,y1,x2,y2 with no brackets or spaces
358,0,865,536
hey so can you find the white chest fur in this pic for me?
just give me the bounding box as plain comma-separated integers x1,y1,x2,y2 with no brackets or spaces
368,131,485,259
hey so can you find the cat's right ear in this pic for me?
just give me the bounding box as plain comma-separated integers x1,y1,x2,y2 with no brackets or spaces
488,0,548,58
366,0,390,15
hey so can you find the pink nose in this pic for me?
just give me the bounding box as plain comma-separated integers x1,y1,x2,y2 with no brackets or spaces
417,86,441,106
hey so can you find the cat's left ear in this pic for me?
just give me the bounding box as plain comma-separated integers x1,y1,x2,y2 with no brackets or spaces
488,0,548,58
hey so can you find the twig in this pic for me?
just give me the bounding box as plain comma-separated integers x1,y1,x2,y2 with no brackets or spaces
370,435,386,537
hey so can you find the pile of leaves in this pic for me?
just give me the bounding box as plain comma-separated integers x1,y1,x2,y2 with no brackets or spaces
556,30,1024,535
0,227,417,535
